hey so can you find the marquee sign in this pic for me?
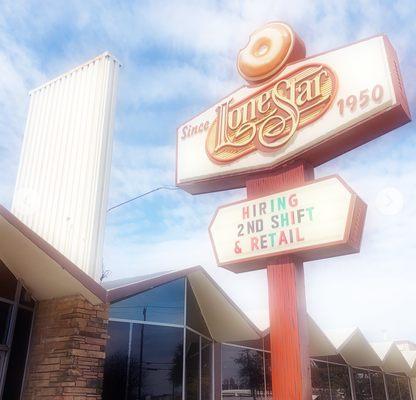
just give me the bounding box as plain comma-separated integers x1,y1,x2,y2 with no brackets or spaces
209,176,366,273
176,35,410,194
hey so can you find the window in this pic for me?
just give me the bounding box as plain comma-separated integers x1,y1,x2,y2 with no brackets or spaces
311,360,331,400
0,302,11,345
109,278,185,325
186,330,200,400
221,344,265,400
353,369,372,400
397,376,411,400
186,281,210,337
329,363,351,400
201,337,212,400
386,374,401,400
3,308,33,400
311,361,352,400
385,374,412,400
369,371,387,400
265,352,272,400
0,262,36,400
129,324,183,400
102,321,130,400
103,322,184,400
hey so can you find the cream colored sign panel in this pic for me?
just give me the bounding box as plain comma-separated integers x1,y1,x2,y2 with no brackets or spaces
209,177,353,267
177,36,398,192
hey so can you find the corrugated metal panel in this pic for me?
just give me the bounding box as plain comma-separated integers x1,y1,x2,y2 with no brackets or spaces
12,52,121,281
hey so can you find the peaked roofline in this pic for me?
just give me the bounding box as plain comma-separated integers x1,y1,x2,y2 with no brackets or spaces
0,204,107,303
105,265,263,337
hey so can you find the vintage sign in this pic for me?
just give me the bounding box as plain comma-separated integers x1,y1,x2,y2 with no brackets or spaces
176,36,410,194
209,176,367,273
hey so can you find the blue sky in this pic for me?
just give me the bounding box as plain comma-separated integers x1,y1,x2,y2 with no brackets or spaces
1,0,416,341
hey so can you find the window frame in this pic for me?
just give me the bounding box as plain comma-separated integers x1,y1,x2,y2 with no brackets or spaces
0,279,36,400
107,277,216,400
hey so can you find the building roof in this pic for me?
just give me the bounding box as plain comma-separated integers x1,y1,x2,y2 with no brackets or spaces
104,266,263,343
0,204,106,304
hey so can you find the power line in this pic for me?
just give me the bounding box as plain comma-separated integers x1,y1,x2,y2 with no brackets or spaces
107,185,179,212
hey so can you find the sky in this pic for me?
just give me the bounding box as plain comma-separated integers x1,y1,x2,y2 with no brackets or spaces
1,0,416,343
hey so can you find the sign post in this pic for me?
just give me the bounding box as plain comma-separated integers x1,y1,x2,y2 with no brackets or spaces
176,21,410,400
247,162,312,400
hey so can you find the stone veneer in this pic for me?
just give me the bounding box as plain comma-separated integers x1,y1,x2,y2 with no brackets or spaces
22,295,109,400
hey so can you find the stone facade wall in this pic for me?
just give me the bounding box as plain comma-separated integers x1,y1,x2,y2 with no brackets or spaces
22,295,109,400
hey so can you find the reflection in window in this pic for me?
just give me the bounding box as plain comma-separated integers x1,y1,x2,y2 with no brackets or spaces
353,369,372,400
3,308,33,400
110,279,185,325
186,281,210,337
0,351,5,380
397,376,411,400
329,363,351,400
385,374,412,400
103,321,130,400
201,337,212,400
386,374,401,400
264,352,272,400
128,324,183,400
186,330,200,400
0,302,11,344
311,360,331,400
222,345,265,400
369,371,387,400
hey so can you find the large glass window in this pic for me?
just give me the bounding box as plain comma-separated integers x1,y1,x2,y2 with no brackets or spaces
3,308,33,400
311,361,351,400
0,261,35,400
104,321,183,400
221,344,265,400
186,281,210,337
311,360,331,400
386,374,401,400
201,337,212,400
186,330,200,400
385,374,412,400
102,321,130,400
129,324,183,400
329,363,351,400
0,303,11,345
397,376,411,400
369,371,387,400
110,278,185,325
353,369,372,400
264,352,272,400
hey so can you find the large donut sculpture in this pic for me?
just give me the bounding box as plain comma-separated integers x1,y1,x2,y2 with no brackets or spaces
237,22,306,84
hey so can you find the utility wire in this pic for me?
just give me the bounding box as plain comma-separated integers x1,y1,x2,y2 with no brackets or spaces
107,185,179,212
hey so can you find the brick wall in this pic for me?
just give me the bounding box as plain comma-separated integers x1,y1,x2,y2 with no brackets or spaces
22,295,109,400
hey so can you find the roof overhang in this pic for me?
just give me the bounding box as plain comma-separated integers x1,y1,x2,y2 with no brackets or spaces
308,316,337,357
0,205,106,305
325,328,382,367
187,269,262,343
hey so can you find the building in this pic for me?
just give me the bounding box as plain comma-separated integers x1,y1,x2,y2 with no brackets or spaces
0,201,415,399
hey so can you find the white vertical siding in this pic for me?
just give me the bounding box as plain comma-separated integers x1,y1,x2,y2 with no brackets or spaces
12,52,121,281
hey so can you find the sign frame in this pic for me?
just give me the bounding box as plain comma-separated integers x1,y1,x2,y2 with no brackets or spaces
176,35,410,195
208,175,367,273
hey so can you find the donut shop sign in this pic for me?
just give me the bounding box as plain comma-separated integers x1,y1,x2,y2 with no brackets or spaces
176,22,410,400
176,24,409,194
